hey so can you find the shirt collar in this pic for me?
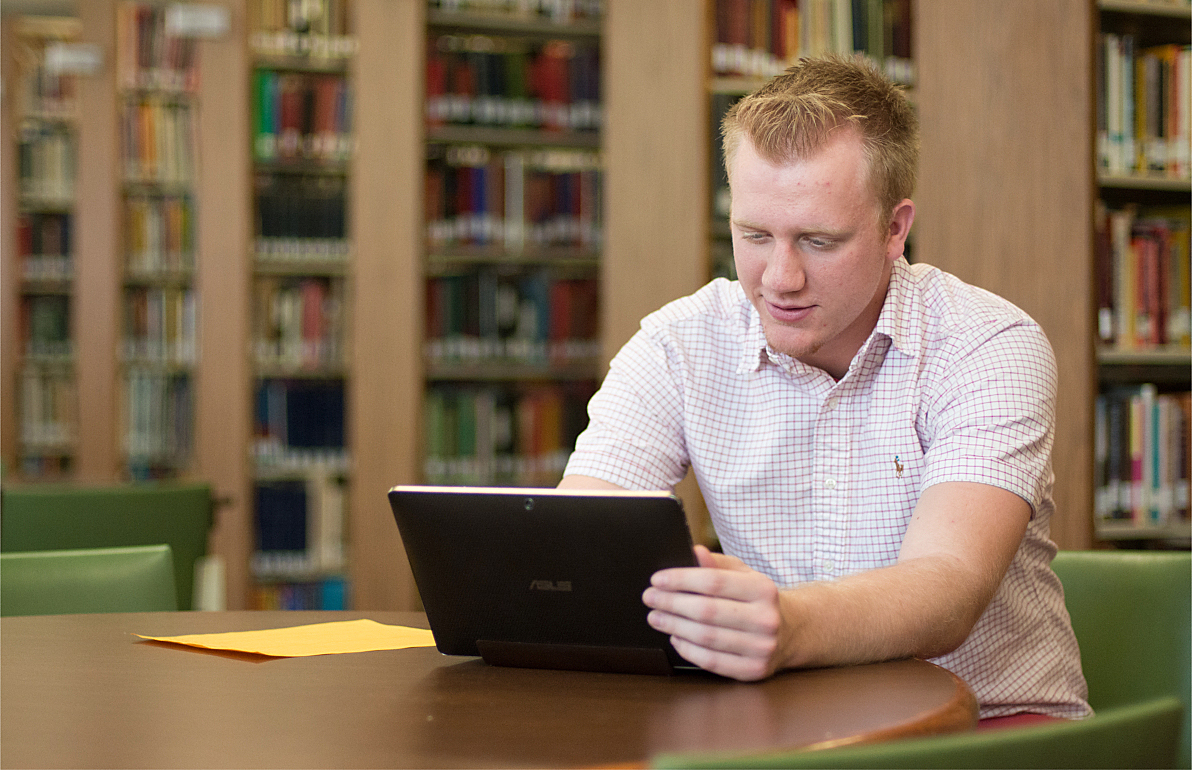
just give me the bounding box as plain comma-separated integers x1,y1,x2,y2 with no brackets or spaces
871,257,922,362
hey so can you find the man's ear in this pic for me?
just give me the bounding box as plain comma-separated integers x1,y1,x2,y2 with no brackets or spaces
885,199,916,261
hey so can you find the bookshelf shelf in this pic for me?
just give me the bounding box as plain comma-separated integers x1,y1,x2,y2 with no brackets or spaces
254,160,351,176
427,247,600,272
251,54,350,74
1098,0,1192,20
426,9,601,38
1098,346,1192,365
427,125,600,149
425,360,601,382
1098,173,1192,192
254,259,349,277
1096,521,1192,540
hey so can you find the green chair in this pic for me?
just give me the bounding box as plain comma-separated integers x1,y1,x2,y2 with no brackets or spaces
1,481,212,610
653,549,1192,770
1,544,178,616
652,696,1183,769
1051,549,1192,768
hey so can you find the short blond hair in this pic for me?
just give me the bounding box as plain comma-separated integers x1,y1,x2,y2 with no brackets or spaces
722,55,919,227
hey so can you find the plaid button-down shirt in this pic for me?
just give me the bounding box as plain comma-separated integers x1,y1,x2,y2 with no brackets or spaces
566,258,1091,719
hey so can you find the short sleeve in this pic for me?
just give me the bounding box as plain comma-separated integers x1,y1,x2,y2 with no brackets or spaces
919,321,1058,514
563,327,690,491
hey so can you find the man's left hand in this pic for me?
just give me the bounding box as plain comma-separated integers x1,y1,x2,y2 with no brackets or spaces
643,545,790,681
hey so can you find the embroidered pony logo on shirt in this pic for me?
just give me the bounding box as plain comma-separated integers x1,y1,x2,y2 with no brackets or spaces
894,455,904,478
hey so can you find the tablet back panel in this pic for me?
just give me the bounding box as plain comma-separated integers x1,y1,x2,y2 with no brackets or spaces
387,486,698,674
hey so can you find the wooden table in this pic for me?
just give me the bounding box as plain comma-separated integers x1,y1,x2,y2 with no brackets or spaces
1,611,977,768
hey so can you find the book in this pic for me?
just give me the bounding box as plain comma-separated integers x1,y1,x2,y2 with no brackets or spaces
423,381,595,487
123,368,193,478
117,2,200,92
429,34,601,131
426,147,601,251
1096,385,1192,527
1095,203,1191,349
1098,36,1190,178
255,172,348,260
253,378,348,468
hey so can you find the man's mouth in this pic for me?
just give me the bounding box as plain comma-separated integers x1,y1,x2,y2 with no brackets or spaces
765,300,813,324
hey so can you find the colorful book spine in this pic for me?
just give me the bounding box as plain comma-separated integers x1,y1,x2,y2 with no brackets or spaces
423,381,595,486
19,365,77,448
252,379,348,468
249,577,348,610
252,276,345,370
711,0,913,83
426,148,602,251
123,368,193,475
122,286,197,364
1098,35,1191,179
17,212,73,281
116,1,201,92
1095,203,1192,349
124,194,194,276
17,121,75,203
120,98,195,185
254,173,349,260
20,294,71,359
251,0,356,59
1095,386,1191,527
427,36,601,131
253,69,351,162
425,270,599,364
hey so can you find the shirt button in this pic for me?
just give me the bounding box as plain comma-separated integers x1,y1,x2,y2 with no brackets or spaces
822,559,836,572
824,478,837,490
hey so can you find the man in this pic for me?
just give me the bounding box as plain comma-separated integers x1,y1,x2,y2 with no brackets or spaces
559,55,1091,721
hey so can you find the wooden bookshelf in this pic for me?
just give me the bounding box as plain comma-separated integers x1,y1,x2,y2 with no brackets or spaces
914,0,1098,550
344,0,423,611
917,0,1190,549
2,16,82,480
1090,0,1190,544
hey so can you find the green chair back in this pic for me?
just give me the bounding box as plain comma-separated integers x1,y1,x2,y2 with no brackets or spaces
652,696,1184,769
0,482,212,610
1,544,178,616
1051,549,1192,768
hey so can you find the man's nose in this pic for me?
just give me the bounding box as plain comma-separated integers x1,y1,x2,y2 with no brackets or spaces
762,241,806,294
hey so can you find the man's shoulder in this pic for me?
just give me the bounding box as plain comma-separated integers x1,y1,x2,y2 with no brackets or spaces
900,261,1040,339
640,278,751,335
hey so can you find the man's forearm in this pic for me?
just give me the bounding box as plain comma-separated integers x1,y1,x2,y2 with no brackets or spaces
776,554,989,669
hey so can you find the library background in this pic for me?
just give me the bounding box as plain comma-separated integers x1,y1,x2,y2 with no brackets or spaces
1,0,1189,612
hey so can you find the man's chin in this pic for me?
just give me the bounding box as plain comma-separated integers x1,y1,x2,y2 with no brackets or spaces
762,329,821,362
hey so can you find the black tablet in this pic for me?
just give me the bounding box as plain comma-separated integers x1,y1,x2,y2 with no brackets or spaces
387,485,699,675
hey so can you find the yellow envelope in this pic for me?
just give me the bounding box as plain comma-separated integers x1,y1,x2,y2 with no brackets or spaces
137,618,437,657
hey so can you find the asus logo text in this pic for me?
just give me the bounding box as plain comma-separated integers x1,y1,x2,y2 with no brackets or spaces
529,579,572,592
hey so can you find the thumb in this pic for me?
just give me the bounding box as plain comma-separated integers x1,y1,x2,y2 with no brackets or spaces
694,544,750,571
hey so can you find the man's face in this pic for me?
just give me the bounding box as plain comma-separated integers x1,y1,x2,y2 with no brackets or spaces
730,129,913,379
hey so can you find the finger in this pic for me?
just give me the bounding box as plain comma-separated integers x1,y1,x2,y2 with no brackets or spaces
643,586,781,636
694,545,749,571
667,635,773,682
650,565,778,604
648,607,779,659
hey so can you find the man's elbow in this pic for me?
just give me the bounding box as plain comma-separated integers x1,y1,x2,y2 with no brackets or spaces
916,594,990,659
